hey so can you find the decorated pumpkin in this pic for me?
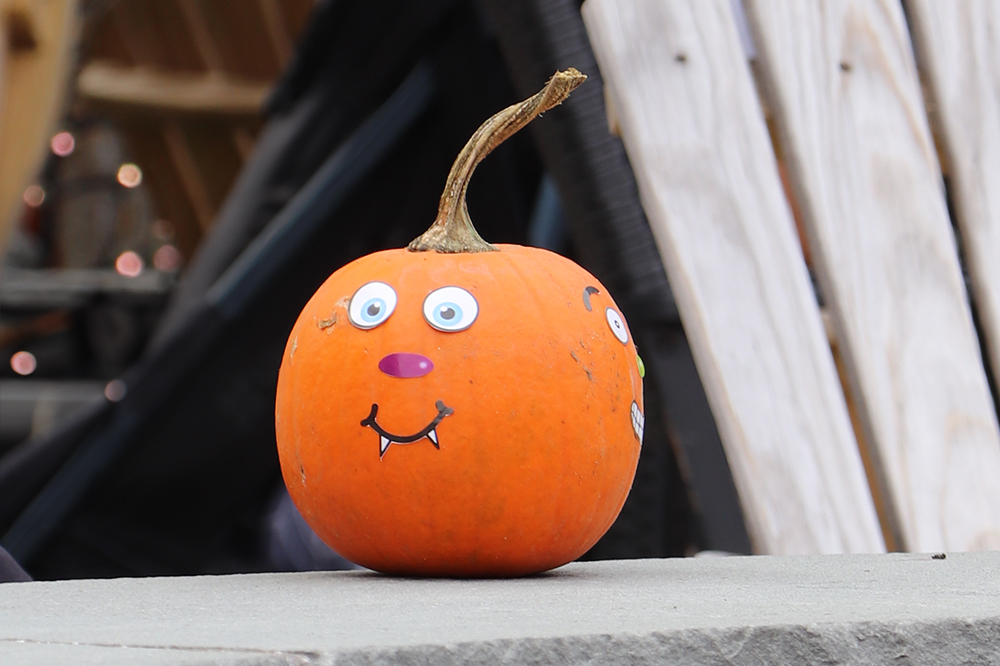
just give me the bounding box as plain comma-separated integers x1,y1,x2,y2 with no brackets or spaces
275,69,644,577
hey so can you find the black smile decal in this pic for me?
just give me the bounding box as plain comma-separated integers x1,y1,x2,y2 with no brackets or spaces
361,400,454,458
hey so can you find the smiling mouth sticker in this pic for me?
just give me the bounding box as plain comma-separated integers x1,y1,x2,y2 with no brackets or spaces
630,401,644,443
361,400,455,458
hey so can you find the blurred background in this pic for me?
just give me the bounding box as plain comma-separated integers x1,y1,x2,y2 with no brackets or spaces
1,0,750,579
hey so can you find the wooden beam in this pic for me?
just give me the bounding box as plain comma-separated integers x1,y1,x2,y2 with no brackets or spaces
231,126,256,163
583,0,885,554
77,61,270,115
256,0,293,69
177,0,224,73
162,121,215,231
109,1,153,66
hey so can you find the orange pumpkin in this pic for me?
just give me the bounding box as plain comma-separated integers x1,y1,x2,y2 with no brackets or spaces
275,70,644,577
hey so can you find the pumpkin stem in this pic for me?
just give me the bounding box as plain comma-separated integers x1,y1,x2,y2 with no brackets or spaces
408,68,587,253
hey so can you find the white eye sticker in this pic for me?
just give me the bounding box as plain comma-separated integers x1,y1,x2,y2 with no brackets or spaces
423,286,478,332
606,307,629,344
348,282,397,329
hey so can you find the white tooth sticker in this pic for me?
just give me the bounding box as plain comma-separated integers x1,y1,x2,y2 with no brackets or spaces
361,401,454,459
630,401,645,443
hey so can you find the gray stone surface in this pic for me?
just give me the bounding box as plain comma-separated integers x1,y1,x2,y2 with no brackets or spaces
2,552,998,665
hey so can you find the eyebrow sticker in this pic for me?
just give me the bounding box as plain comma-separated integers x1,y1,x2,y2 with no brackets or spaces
583,286,600,311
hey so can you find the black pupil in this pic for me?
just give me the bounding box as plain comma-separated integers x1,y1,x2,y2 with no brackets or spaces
367,303,381,316
440,306,456,320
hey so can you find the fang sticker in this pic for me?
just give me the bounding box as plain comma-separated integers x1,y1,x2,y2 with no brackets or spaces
630,401,645,443
361,400,454,459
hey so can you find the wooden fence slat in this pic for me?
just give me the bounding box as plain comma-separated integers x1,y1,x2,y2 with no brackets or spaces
743,0,1000,551
0,0,78,254
905,0,1000,407
583,0,884,554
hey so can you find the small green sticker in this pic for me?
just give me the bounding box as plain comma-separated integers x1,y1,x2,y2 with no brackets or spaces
636,353,645,378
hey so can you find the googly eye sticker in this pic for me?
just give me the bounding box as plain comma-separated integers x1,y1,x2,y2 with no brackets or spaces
349,281,397,329
423,286,478,332
606,307,629,344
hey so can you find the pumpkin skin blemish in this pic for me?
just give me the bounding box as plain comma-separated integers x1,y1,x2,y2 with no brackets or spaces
274,69,643,577
317,313,337,331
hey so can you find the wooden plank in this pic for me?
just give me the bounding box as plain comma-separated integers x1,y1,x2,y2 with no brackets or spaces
109,0,204,73
582,0,884,554
231,126,256,163
199,0,283,81
256,0,292,70
180,118,246,212
85,8,136,66
742,0,1000,551
905,0,1000,404
177,0,224,72
0,0,78,255
0,9,8,150
78,62,270,115
279,0,316,42
162,121,215,231
109,1,159,68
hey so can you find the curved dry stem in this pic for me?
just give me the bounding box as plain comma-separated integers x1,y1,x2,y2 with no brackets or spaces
408,68,586,253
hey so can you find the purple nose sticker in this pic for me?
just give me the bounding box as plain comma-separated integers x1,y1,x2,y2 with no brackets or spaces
379,352,434,378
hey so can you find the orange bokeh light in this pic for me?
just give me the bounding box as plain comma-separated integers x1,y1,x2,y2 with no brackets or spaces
117,163,143,188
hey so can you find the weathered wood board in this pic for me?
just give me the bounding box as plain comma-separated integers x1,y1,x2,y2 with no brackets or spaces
743,0,1000,551
0,0,79,254
77,62,271,115
905,0,1000,403
583,0,885,554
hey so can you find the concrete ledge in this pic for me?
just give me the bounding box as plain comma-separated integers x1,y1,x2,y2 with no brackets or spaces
2,552,998,665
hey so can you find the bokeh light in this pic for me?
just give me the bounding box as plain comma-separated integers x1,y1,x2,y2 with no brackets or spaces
105,379,128,402
51,131,76,157
23,185,45,208
153,244,182,272
115,250,144,277
11,351,37,376
117,163,143,188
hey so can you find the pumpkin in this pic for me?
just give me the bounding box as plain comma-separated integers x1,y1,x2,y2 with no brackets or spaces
275,69,644,577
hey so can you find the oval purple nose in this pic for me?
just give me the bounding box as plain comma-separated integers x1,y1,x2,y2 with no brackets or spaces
378,352,434,378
